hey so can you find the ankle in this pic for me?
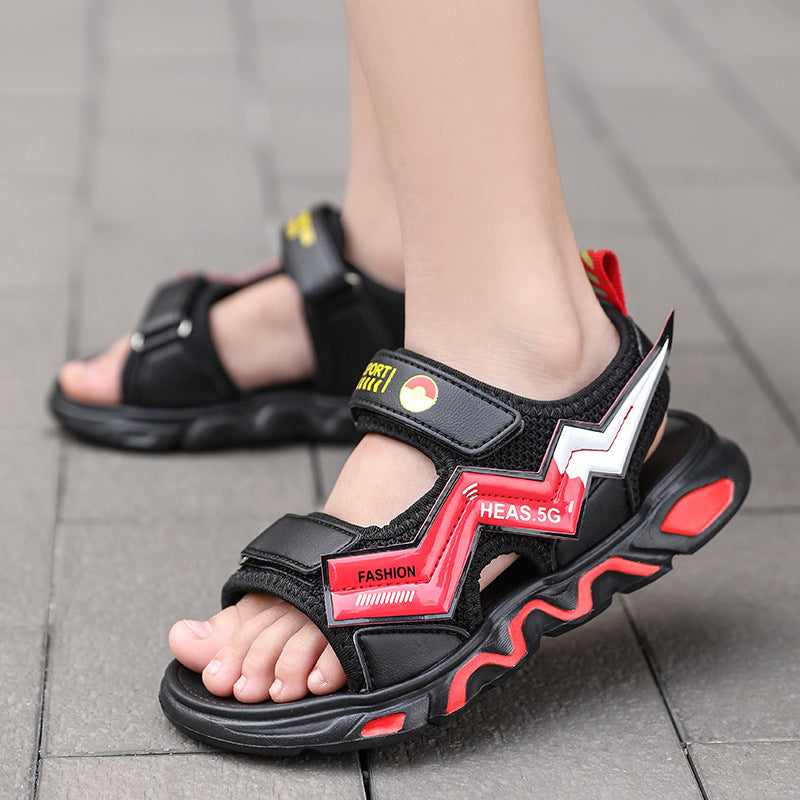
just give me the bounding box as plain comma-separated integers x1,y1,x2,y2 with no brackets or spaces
339,201,404,290
208,275,315,392
408,286,619,402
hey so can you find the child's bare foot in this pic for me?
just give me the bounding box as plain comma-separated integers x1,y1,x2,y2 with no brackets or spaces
58,273,315,405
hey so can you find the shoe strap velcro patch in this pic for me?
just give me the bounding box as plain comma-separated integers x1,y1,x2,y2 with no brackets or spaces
281,205,398,396
349,349,522,456
241,514,356,575
582,250,627,316
132,274,207,354
282,205,353,304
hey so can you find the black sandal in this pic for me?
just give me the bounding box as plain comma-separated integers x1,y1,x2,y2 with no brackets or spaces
48,205,404,450
158,252,750,753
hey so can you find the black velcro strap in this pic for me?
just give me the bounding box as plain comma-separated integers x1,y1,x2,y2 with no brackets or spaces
349,349,522,456
282,206,350,303
241,514,356,575
131,275,206,354
122,275,240,407
281,205,395,395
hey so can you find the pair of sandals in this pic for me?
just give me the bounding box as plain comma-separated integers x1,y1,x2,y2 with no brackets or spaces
51,205,750,754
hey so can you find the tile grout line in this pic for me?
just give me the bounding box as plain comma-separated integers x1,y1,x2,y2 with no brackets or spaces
29,1,109,797
645,0,800,181
621,600,710,800
556,64,800,450
358,749,375,800
41,749,220,760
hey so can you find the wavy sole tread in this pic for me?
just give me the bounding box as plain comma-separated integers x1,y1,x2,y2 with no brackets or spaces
49,383,357,450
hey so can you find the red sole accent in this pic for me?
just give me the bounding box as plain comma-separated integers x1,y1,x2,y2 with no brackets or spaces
360,713,406,738
660,478,735,537
445,556,659,714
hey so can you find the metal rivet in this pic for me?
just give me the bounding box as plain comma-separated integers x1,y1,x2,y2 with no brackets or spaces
344,271,362,287
177,319,193,338
130,332,145,352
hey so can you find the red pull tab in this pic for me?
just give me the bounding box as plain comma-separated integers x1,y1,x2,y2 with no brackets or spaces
581,250,627,316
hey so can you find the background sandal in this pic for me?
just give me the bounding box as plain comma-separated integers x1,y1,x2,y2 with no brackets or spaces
48,205,404,451
158,270,750,753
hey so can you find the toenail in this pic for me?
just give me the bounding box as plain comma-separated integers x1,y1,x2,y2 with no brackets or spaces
233,675,247,694
183,619,213,639
270,679,284,700
308,668,327,688
206,659,222,677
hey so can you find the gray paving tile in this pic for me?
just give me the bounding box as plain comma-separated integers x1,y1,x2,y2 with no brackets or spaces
715,278,800,421
260,39,349,104
42,520,208,755
672,2,800,153
278,175,346,220
0,94,80,185
0,627,46,800
0,181,74,290
252,0,348,41
0,3,84,97
369,606,700,800
557,134,648,228
106,0,235,62
270,104,349,179
542,0,701,90
76,226,271,354
668,344,800,508
37,752,364,800
90,137,265,241
0,431,59,627
594,85,787,178
649,178,800,281
101,67,247,141
0,290,68,431
626,512,800,742
690,742,800,800
60,445,314,523
46,512,307,755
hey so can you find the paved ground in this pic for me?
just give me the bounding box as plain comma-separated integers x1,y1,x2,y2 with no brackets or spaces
2,1,799,798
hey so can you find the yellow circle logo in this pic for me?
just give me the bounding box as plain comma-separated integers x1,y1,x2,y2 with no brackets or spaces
399,375,438,413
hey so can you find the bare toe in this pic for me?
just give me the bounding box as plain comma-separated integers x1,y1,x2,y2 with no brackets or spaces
58,336,129,404
269,620,330,703
307,643,347,696
168,605,242,673
232,612,315,703
202,602,299,697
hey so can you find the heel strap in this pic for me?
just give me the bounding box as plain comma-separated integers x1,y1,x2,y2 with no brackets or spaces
281,205,397,395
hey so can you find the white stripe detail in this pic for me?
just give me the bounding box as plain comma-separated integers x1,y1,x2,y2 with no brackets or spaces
551,341,669,481
354,588,419,608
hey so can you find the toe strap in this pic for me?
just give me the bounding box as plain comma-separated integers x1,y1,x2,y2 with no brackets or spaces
122,275,240,407
239,514,357,575
222,512,474,693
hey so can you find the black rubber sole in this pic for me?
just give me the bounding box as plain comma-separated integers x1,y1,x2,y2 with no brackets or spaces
158,410,750,755
48,383,358,451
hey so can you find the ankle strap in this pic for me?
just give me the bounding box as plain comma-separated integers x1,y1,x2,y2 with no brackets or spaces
281,205,398,395
349,349,522,456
